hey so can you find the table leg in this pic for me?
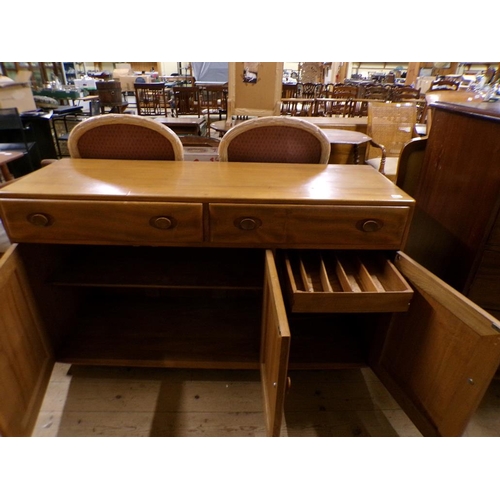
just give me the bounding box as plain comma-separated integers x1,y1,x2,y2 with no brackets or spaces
0,162,14,182
353,145,360,164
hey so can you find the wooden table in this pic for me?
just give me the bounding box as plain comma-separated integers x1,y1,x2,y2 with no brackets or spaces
321,129,372,163
0,151,24,183
211,117,368,138
2,159,499,439
154,116,206,136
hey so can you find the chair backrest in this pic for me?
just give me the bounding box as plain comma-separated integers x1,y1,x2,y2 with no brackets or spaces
395,137,428,195
68,114,184,160
282,83,298,98
391,86,421,101
134,82,168,116
366,102,417,159
298,82,321,98
314,97,355,117
172,87,201,117
429,77,461,92
325,85,359,99
218,116,330,164
280,98,315,117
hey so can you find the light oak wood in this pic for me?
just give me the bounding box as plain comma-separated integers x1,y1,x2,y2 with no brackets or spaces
3,159,500,438
0,245,54,437
372,252,500,436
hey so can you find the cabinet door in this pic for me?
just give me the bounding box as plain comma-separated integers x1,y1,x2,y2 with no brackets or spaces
261,250,291,437
371,251,500,437
0,245,54,437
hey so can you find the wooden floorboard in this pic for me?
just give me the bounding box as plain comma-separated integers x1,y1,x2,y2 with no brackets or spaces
33,363,500,437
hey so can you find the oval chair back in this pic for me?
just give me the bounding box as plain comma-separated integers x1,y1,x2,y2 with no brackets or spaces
218,116,330,164
68,114,184,160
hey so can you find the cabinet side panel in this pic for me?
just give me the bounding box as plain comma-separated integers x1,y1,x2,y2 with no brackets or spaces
0,247,54,436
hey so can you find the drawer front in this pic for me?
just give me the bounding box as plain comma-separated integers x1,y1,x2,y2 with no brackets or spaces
283,250,413,313
0,199,204,245
209,204,410,248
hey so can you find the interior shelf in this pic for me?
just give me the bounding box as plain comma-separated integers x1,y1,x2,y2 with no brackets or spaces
49,246,265,290
56,290,263,369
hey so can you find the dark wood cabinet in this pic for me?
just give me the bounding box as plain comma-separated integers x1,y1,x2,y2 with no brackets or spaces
404,101,500,319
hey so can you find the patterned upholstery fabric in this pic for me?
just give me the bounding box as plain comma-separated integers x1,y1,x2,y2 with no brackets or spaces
75,124,177,160
225,126,323,163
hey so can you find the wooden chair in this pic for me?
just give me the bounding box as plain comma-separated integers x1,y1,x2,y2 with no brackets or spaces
67,114,184,160
357,84,392,116
395,137,428,194
282,83,298,98
428,77,461,92
316,85,358,116
218,116,330,164
365,102,418,181
297,82,321,98
198,84,228,134
280,98,315,117
391,86,421,101
172,86,201,117
134,82,169,116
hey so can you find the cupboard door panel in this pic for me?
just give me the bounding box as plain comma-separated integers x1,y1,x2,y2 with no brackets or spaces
261,250,291,437
0,245,54,436
371,251,500,437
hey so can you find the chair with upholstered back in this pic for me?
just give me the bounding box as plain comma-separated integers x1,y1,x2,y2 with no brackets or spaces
68,114,184,160
365,102,418,181
218,116,330,164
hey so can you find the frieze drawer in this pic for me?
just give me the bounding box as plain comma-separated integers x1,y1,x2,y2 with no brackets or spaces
209,204,411,248
283,250,413,313
0,199,204,245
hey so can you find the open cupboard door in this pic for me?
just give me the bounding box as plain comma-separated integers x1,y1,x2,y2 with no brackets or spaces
0,245,54,436
261,250,291,437
371,252,500,437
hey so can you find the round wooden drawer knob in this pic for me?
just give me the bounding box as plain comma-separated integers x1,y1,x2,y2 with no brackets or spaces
236,217,262,231
27,213,52,227
150,216,176,230
361,219,382,232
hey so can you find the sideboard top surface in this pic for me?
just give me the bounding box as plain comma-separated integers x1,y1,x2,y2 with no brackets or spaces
0,159,414,207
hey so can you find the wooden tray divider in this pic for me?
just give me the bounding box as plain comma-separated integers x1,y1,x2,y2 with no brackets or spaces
319,253,334,293
355,255,385,292
335,256,356,292
299,255,314,292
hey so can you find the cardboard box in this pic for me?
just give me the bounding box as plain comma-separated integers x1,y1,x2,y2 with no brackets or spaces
183,146,219,162
0,82,37,113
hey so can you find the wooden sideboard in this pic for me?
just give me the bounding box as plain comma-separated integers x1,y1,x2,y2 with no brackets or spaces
1,159,500,437
403,101,500,319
